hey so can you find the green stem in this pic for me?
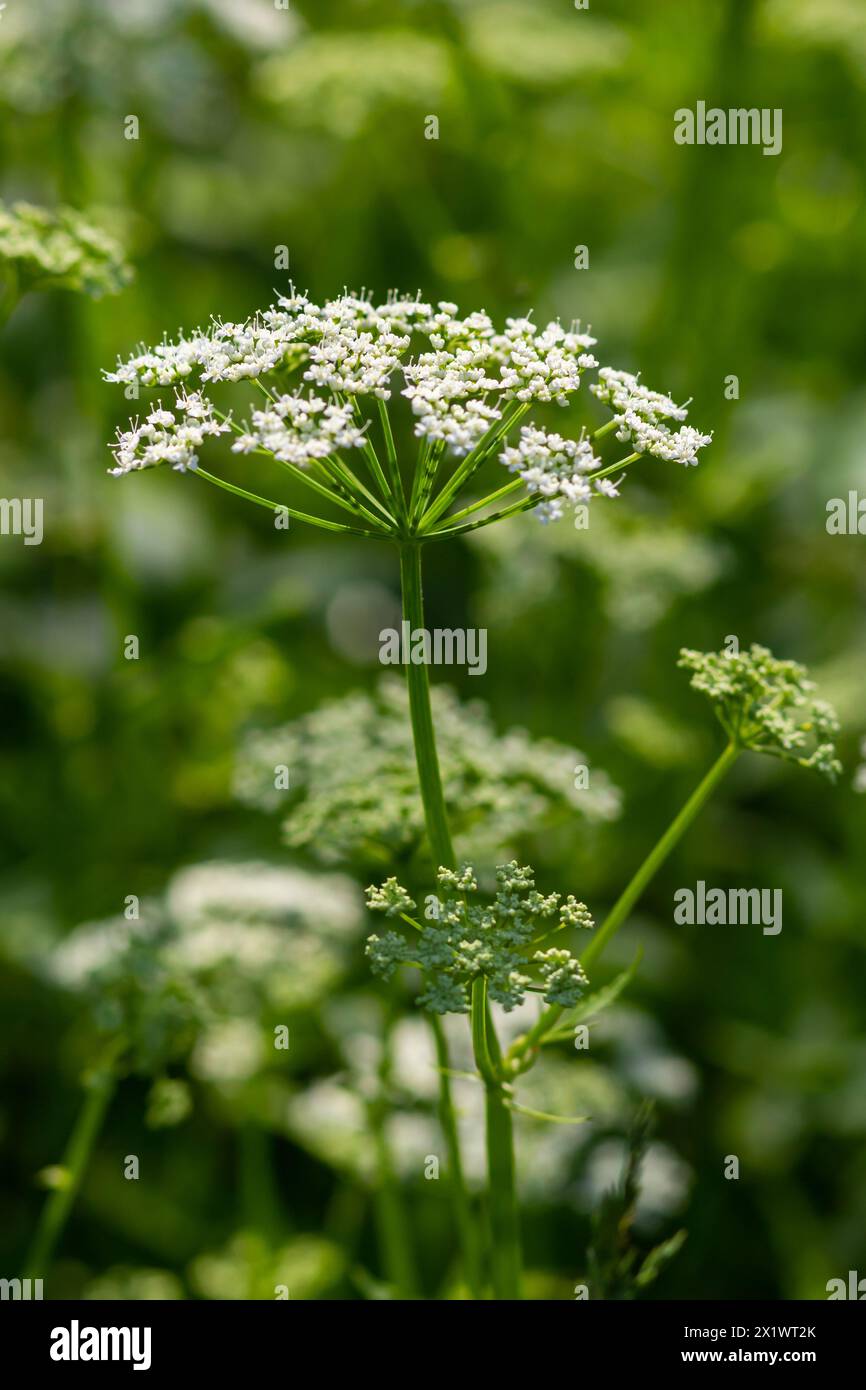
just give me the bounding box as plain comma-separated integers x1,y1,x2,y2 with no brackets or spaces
368,1010,420,1298
485,1089,521,1298
426,491,543,540
430,477,524,530
377,399,407,520
369,1102,419,1298
588,452,642,482
398,540,491,1298
274,455,387,529
508,741,740,1064
352,400,393,506
471,977,499,1088
322,453,398,528
216,411,375,525
411,440,445,527
430,1015,483,1298
470,977,522,1299
419,403,529,531
425,453,644,541
216,411,388,526
193,468,382,537
591,418,618,441
24,1045,121,1280
581,740,739,970
398,543,455,867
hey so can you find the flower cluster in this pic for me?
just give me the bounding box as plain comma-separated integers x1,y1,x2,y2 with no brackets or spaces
234,677,620,867
105,319,300,388
109,391,230,476
365,861,594,1014
258,31,452,139
500,426,606,523
46,861,363,1072
106,292,595,412
231,393,365,465
678,644,842,779
305,322,410,399
591,368,712,467
0,199,131,298
103,289,709,528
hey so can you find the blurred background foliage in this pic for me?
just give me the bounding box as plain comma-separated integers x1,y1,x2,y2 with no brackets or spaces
1,0,864,1299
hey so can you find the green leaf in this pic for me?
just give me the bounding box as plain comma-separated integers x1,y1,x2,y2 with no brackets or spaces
508,1102,590,1125
542,949,642,1044
636,1229,688,1287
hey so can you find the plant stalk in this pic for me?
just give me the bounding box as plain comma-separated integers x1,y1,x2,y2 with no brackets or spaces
430,1014,482,1298
581,739,739,969
470,976,522,1298
24,1044,121,1281
193,467,381,537
398,543,455,868
369,1101,419,1298
509,741,740,1062
398,540,497,1299
484,1082,522,1299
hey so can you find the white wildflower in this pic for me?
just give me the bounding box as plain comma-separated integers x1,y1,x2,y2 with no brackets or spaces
235,676,620,866
190,1018,264,1084
303,321,409,399
103,290,710,533
411,395,502,455
500,426,604,522
231,393,365,467
166,861,363,940
109,390,229,476
591,367,712,467
494,318,598,403
44,860,365,1073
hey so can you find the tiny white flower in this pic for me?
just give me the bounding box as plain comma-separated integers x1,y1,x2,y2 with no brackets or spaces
591,367,712,467
499,426,602,523
108,390,229,475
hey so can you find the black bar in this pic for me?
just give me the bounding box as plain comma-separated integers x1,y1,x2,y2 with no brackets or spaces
1,1298,862,1376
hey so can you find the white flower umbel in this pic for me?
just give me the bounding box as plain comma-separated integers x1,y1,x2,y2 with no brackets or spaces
103,288,710,539
231,393,365,466
305,322,410,398
109,390,230,476
500,426,604,523
590,367,712,469
235,676,620,870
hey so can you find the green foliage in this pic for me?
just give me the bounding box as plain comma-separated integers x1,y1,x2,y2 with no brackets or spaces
190,1232,345,1301
586,1103,686,1300
0,200,131,301
257,31,453,138
145,1077,193,1130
